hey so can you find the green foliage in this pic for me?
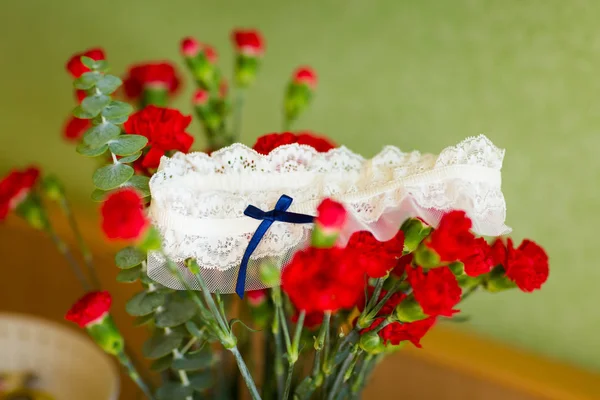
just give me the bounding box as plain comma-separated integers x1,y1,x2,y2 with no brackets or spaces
126,291,166,316
72,105,96,119
108,134,148,156
150,355,173,372
102,100,133,121
80,56,108,72
74,71,102,90
118,151,142,163
83,122,120,148
143,330,185,359
156,381,194,400
123,175,151,197
115,246,146,269
155,295,197,328
76,142,109,157
134,314,155,327
116,265,142,283
92,163,134,190
189,373,212,391
172,352,215,371
90,188,108,202
81,94,111,117
96,75,122,95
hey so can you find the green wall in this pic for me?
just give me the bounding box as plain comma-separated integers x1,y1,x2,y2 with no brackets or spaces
2,0,598,370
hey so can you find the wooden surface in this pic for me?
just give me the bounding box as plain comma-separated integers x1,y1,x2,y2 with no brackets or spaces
1,212,598,400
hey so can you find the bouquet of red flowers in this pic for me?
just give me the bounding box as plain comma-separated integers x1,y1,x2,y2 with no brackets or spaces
1,28,549,400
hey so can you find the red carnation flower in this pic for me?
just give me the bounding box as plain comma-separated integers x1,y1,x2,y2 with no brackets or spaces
0,166,40,221
489,237,508,267
123,62,181,100
293,66,317,89
392,253,413,277
252,132,336,155
426,210,477,262
246,289,268,306
231,29,265,56
362,316,436,348
124,105,194,169
505,239,549,292
100,188,149,240
180,38,218,64
347,230,405,278
461,237,494,277
63,116,91,141
66,48,105,78
192,89,209,106
282,246,365,313
65,291,112,328
407,266,461,317
316,198,347,234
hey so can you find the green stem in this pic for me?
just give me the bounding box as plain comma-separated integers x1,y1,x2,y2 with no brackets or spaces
59,196,101,289
350,353,373,395
230,346,262,400
282,310,304,399
232,90,245,142
189,260,229,331
271,295,285,398
460,285,479,303
117,351,155,400
366,277,386,311
46,224,90,291
326,349,359,400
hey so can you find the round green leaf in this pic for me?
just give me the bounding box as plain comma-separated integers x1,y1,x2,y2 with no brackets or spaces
91,189,108,202
143,331,184,359
115,246,146,269
116,266,141,283
76,143,108,157
92,163,134,190
73,105,95,119
134,313,155,327
118,151,142,164
108,135,148,156
83,122,120,147
189,373,212,392
172,352,214,371
80,56,97,69
156,382,194,400
126,291,166,316
105,115,129,125
123,175,150,197
155,296,197,328
81,94,111,117
73,71,102,90
102,100,133,120
151,355,173,372
96,75,123,95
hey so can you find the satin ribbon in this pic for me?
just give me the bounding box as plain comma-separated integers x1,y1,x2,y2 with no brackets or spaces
235,194,314,298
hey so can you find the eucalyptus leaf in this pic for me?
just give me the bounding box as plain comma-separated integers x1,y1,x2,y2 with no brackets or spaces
115,246,146,269
134,313,155,327
76,142,108,157
189,373,212,391
104,115,129,125
74,71,102,90
140,273,155,285
91,189,108,202
81,94,110,117
108,135,148,156
80,56,97,69
156,382,194,400
143,330,184,359
118,151,142,163
96,75,122,94
102,100,133,120
172,352,214,371
126,291,166,316
150,355,173,372
155,295,197,328
73,105,95,119
92,163,134,190
83,122,120,147
123,175,150,197
116,265,141,283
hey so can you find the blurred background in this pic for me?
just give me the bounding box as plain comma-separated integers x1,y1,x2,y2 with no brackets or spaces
1,0,599,398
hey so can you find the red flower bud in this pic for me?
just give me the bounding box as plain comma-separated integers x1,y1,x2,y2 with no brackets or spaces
66,48,105,78
293,66,317,89
219,79,229,99
246,289,268,306
315,198,347,234
181,37,201,57
123,62,181,100
100,188,149,240
231,29,265,56
63,116,91,142
65,291,112,328
0,166,40,221
192,89,209,106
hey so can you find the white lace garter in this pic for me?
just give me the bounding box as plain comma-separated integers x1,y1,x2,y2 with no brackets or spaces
147,134,511,294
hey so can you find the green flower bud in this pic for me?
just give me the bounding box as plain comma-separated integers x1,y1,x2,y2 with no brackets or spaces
234,55,260,88
395,296,427,323
142,86,168,107
401,218,432,253
359,331,384,354
449,261,465,276
41,175,64,201
284,83,312,125
86,315,124,356
259,260,280,286
484,266,517,292
414,243,441,268
138,226,161,252
15,196,48,230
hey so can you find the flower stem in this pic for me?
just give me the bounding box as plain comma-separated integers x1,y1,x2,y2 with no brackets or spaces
171,347,193,400
326,349,360,400
58,196,101,289
46,223,91,291
230,345,262,400
232,89,245,143
116,351,155,400
282,310,304,400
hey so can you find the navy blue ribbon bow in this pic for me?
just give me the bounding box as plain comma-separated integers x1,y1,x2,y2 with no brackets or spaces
236,194,314,298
